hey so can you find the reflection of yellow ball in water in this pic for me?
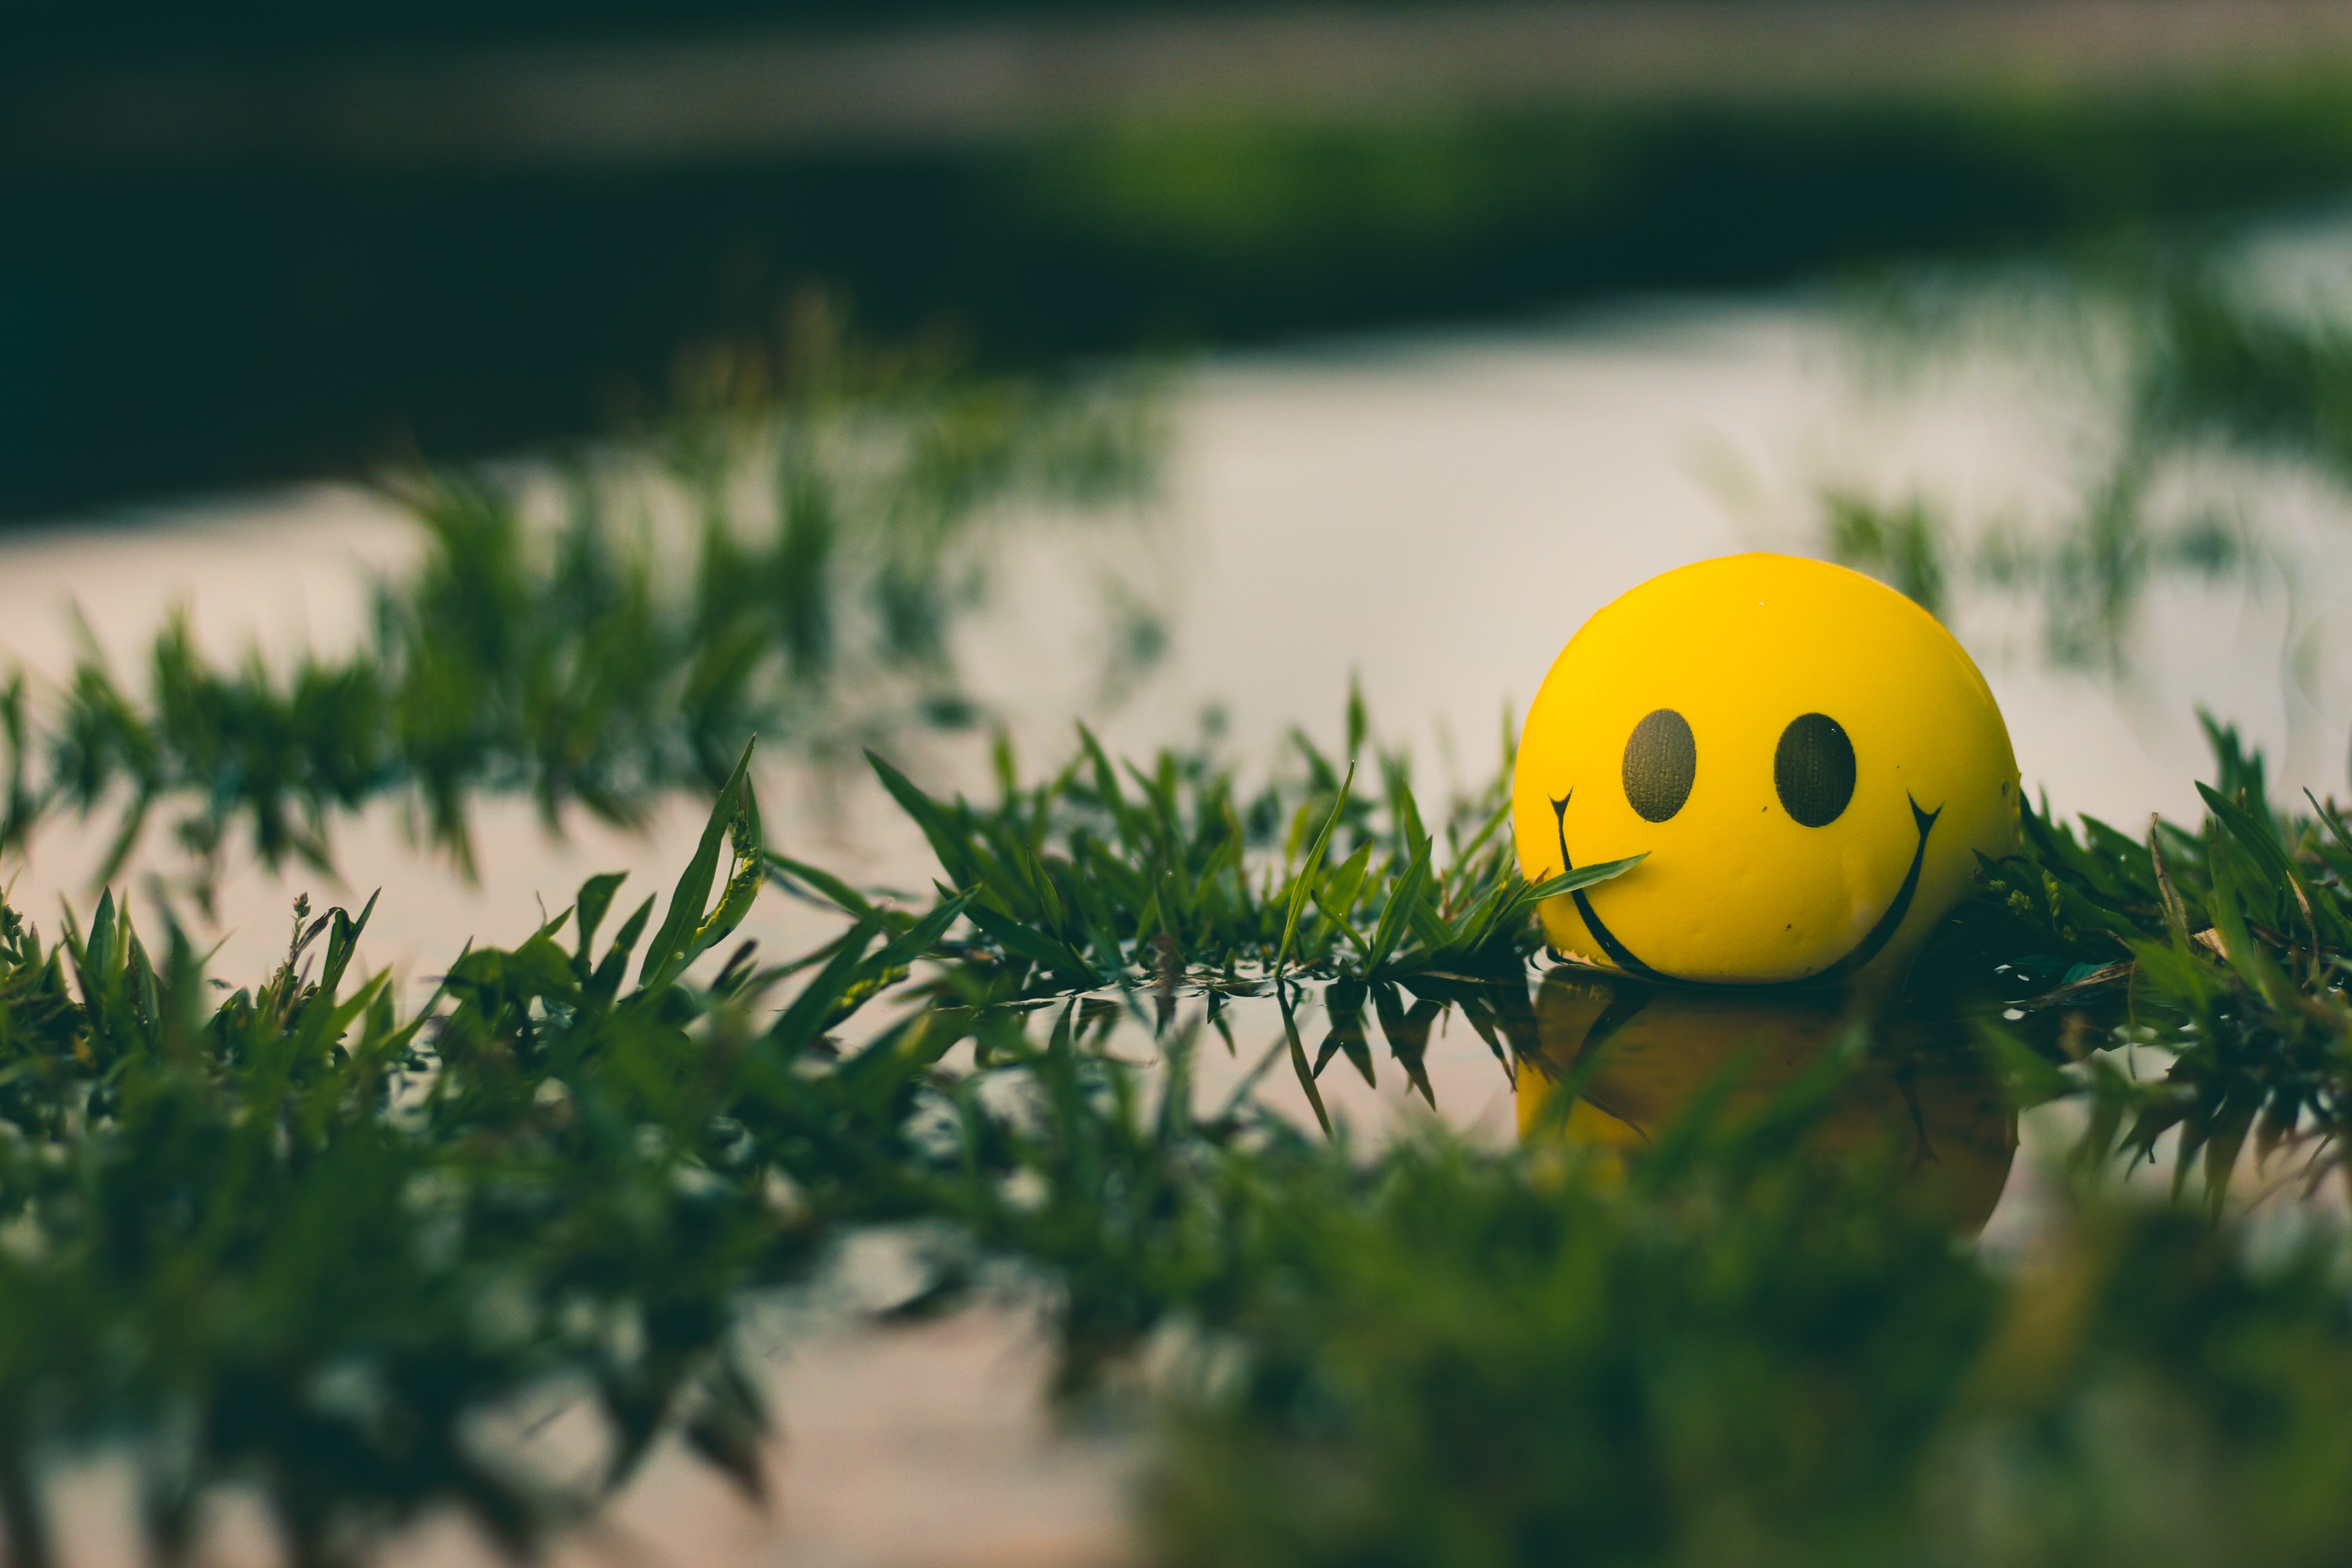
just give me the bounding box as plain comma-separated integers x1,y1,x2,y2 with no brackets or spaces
1511,554,2019,988
1518,972,2016,1235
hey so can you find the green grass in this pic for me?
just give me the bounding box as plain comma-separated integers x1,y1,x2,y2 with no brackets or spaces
774,693,1636,990
3,338,1160,904
1145,1141,2352,1568
0,689,2346,1565
5,252,2352,1566
1827,250,2352,673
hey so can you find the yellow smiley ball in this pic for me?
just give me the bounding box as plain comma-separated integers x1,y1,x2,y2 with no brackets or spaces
1509,553,2019,987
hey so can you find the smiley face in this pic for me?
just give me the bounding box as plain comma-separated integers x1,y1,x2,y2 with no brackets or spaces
1509,554,2019,987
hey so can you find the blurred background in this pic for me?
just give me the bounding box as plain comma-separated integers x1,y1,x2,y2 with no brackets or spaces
16,1,2352,968
14,0,2352,517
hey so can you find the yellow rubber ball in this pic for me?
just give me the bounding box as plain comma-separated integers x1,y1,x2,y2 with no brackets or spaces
1510,553,2019,987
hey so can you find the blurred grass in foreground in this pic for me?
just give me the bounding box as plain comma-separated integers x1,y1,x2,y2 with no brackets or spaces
1,694,2351,1564
1148,1141,2352,1568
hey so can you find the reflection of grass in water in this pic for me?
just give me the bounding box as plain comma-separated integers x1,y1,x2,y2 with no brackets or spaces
1,315,1164,898
3,704,2352,1564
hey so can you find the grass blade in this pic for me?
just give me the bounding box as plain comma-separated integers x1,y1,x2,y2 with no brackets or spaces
1275,761,1356,977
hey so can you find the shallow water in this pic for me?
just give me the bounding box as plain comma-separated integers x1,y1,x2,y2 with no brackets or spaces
7,287,2349,1566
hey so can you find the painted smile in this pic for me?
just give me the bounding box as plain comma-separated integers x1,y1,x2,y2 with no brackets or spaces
1547,791,1942,987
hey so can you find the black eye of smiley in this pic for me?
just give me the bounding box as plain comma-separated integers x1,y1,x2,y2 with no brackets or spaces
1621,708,1696,822
1774,713,1856,827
